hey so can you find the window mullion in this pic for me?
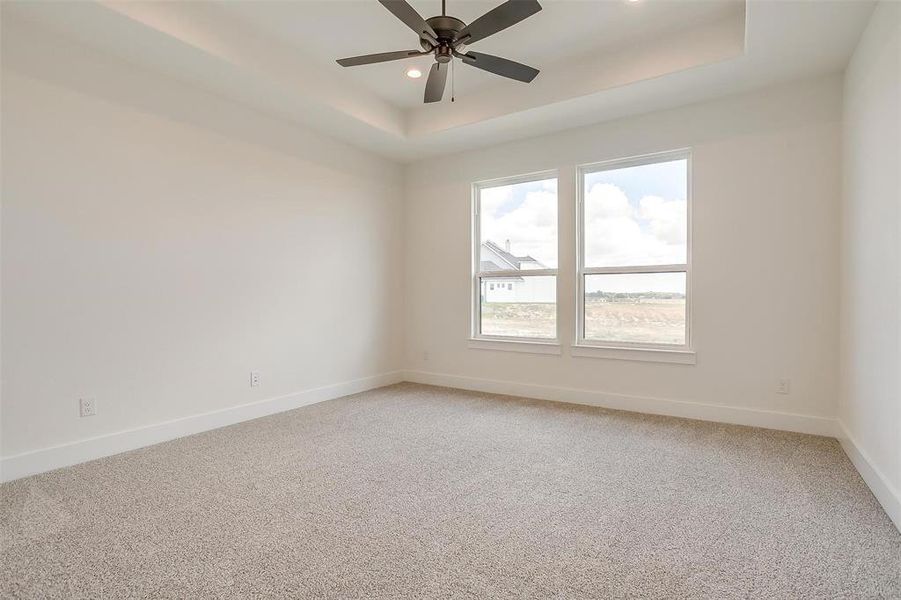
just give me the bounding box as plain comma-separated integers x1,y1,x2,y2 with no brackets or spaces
581,264,687,275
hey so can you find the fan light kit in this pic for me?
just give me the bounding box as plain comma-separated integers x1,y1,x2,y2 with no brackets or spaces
337,0,542,104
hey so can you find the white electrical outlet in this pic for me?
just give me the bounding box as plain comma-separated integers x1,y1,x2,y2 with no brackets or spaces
777,378,791,395
250,371,261,387
79,398,97,417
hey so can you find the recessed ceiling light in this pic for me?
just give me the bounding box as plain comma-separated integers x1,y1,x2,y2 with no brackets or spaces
406,67,423,79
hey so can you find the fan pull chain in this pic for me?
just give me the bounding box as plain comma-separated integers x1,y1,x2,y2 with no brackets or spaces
451,58,455,102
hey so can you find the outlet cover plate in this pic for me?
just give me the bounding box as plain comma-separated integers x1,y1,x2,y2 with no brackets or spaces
79,398,97,417
777,379,791,395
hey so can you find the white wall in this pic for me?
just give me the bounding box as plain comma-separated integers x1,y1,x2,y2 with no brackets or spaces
404,76,842,429
840,1,900,524
0,20,404,469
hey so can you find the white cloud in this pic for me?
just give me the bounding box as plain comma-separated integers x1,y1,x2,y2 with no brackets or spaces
639,195,687,245
584,183,686,266
586,183,633,218
481,187,557,267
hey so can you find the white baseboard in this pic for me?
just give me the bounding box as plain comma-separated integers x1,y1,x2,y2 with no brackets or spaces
837,421,901,532
403,370,838,437
0,371,404,483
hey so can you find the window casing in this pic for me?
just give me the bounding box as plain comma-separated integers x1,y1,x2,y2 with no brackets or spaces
472,171,559,342
576,150,691,351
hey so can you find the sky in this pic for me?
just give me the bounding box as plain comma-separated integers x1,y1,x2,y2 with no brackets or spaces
480,159,687,294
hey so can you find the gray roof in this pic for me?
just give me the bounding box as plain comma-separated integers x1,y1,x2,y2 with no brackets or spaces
483,239,541,270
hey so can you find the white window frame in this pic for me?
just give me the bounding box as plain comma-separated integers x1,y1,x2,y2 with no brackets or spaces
575,149,693,354
471,170,560,346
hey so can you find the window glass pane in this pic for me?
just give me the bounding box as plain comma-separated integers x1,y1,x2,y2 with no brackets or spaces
480,177,557,272
584,159,687,268
480,276,556,339
584,273,685,345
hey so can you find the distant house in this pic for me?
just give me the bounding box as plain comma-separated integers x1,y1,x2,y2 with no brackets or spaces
480,239,555,303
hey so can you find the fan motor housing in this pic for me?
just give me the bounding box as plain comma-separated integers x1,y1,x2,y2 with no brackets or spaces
422,15,465,47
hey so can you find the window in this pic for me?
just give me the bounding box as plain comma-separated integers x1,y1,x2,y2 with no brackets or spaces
473,173,558,341
577,151,690,349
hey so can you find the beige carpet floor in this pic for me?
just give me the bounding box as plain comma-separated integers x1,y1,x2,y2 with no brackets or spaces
2,383,899,599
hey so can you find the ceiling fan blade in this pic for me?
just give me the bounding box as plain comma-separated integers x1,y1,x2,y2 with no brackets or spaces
459,51,539,82
336,50,423,67
378,0,438,43
455,0,542,46
424,62,448,103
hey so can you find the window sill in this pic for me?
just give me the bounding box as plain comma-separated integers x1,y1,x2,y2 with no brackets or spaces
468,338,562,355
570,344,696,364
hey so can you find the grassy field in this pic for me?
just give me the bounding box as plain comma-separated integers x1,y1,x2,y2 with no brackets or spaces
481,298,685,343
480,302,557,338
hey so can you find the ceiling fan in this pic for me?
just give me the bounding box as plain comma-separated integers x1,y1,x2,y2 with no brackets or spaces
336,0,542,103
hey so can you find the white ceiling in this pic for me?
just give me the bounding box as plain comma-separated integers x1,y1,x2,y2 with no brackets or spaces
219,0,744,108
3,0,876,162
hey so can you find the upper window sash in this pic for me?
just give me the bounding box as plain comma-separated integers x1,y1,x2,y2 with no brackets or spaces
578,149,691,271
